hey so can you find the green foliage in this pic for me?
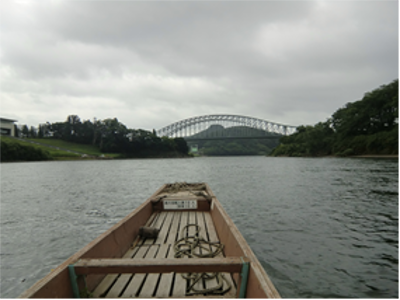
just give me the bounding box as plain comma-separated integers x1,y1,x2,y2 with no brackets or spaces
174,138,189,154
271,79,398,157
21,125,29,137
29,138,107,156
1,138,52,162
272,121,334,157
1,137,83,160
42,116,190,158
332,80,398,137
3,114,191,161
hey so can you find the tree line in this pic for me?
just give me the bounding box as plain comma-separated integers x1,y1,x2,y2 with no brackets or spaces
271,79,398,157
17,116,189,158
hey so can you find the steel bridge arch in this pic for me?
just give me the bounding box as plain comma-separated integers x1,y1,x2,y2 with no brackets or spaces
156,114,297,138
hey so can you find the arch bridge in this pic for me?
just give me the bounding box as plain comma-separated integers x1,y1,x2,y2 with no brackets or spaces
156,114,297,140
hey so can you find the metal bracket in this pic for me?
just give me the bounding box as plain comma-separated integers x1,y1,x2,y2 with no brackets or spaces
68,265,80,298
239,257,250,298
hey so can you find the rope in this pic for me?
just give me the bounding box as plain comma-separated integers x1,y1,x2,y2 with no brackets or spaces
164,182,206,195
164,182,212,201
174,224,231,296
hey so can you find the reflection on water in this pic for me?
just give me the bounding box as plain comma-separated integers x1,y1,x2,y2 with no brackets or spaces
1,157,398,298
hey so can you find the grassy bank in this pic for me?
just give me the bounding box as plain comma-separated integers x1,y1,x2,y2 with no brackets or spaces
1,136,53,162
0,137,118,161
1,137,192,162
29,138,107,156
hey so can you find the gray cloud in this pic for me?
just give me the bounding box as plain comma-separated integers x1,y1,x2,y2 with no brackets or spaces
0,0,397,131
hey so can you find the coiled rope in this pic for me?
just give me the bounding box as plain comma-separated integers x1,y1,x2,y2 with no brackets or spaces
164,182,206,194
174,224,231,296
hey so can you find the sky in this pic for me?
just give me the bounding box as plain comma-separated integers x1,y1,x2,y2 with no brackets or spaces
1,0,398,131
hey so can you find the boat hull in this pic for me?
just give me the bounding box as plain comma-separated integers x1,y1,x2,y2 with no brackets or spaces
19,183,280,298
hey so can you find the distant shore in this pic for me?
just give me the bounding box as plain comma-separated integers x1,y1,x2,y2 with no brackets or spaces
351,155,398,159
271,154,398,159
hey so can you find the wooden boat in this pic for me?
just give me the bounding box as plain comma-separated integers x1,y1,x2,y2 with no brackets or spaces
20,183,280,298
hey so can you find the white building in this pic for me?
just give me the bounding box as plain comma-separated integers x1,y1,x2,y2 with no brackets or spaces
0,118,17,136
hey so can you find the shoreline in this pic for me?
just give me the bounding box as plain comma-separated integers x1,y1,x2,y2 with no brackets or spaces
271,154,398,159
0,154,194,163
351,155,398,159
2,154,397,163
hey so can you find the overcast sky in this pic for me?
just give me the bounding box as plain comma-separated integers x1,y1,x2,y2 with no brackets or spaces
1,0,398,131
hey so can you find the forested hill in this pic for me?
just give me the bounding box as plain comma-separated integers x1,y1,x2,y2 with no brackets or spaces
187,125,281,156
271,79,398,157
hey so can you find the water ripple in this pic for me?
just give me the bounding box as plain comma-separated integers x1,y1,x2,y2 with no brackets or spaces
1,157,398,298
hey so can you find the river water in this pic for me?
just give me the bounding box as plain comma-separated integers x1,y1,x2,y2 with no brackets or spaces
0,157,398,298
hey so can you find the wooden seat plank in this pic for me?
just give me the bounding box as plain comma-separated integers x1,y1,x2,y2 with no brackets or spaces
143,212,166,245
138,244,169,297
196,211,220,294
156,211,174,244
155,245,174,298
92,211,237,298
92,247,138,297
189,211,204,293
74,258,245,275
105,246,149,298
156,212,180,297
121,245,159,297
166,211,181,245
92,212,158,297
204,212,236,298
172,211,188,297
92,274,118,298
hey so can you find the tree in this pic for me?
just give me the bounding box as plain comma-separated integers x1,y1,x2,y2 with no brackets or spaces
173,138,189,154
332,79,398,137
99,118,130,153
26,114,191,158
66,115,81,142
38,124,44,138
272,79,398,156
21,125,29,137
29,126,37,138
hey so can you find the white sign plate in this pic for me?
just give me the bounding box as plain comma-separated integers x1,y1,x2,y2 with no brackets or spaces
163,200,197,210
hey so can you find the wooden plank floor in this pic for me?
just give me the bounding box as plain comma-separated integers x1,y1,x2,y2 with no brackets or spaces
92,211,237,298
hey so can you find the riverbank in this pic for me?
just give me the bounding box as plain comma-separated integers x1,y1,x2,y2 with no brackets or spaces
351,154,398,158
271,154,398,159
0,136,192,162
